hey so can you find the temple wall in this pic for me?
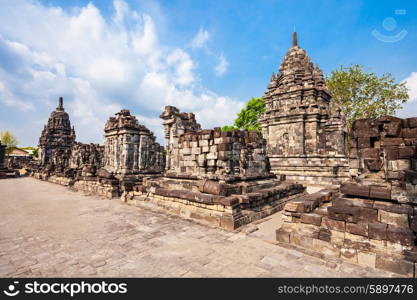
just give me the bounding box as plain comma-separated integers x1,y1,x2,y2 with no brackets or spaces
275,115,417,277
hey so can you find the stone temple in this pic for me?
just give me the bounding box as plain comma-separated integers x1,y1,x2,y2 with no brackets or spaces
38,97,76,166
28,33,417,277
259,32,349,185
103,109,165,178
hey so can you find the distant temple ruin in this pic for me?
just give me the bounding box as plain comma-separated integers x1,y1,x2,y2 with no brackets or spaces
38,97,76,165
260,32,348,185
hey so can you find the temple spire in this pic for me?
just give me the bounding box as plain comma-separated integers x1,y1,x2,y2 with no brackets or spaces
57,97,64,111
292,32,298,47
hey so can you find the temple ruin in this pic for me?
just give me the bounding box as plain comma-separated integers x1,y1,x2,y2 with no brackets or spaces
103,109,164,178
259,32,349,185
38,97,76,166
121,106,305,230
276,115,417,276
28,33,416,277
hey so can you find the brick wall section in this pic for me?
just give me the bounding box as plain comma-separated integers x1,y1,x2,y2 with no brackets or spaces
349,116,417,187
167,127,271,181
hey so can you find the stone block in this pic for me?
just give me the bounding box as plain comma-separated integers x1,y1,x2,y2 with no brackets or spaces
346,222,368,237
340,183,370,198
291,233,314,248
318,228,331,242
360,148,379,159
328,206,377,223
349,159,359,169
386,171,404,180
369,186,391,200
368,223,387,240
407,117,417,128
364,158,382,171
219,216,236,231
357,137,371,148
300,213,322,226
399,146,416,159
340,248,358,263
382,120,402,137
322,216,346,232
378,210,409,228
375,255,414,277
405,170,417,184
397,159,411,171
401,128,417,138
381,138,405,146
312,238,340,257
284,201,305,213
384,146,399,160
386,225,414,246
357,251,376,268
276,228,290,243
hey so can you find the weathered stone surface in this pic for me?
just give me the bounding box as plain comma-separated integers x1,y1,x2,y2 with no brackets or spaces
322,216,346,232
276,228,290,243
357,251,376,268
375,255,414,277
369,186,391,200
405,170,417,184
284,201,305,213
386,225,414,246
312,238,341,257
368,223,387,240
318,228,331,242
346,222,368,237
197,179,228,196
378,210,409,228
340,183,369,198
300,213,322,226
329,205,378,225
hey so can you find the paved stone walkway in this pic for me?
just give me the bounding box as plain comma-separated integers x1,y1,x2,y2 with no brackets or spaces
0,177,397,277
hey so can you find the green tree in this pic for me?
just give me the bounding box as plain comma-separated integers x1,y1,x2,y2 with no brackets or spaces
326,64,409,127
32,148,39,158
222,97,265,132
0,131,18,154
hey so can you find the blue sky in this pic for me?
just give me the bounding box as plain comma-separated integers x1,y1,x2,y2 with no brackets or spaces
1,0,417,146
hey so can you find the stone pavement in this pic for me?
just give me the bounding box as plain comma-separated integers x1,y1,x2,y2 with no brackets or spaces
0,177,398,277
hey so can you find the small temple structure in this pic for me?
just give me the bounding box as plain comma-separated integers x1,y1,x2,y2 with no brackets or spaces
259,32,349,185
103,109,165,178
38,97,76,165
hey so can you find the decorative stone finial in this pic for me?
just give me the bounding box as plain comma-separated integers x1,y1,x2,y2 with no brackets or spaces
57,97,64,111
292,32,298,47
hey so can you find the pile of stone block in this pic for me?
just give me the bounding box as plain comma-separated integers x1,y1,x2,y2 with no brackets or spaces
166,128,270,181
349,116,417,185
124,176,305,230
277,182,417,277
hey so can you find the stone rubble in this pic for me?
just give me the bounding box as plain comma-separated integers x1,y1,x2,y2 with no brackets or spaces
277,115,417,277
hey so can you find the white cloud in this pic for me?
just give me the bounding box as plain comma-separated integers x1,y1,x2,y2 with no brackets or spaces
397,71,417,118
191,27,210,49
0,0,242,145
214,53,228,77
403,72,417,102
